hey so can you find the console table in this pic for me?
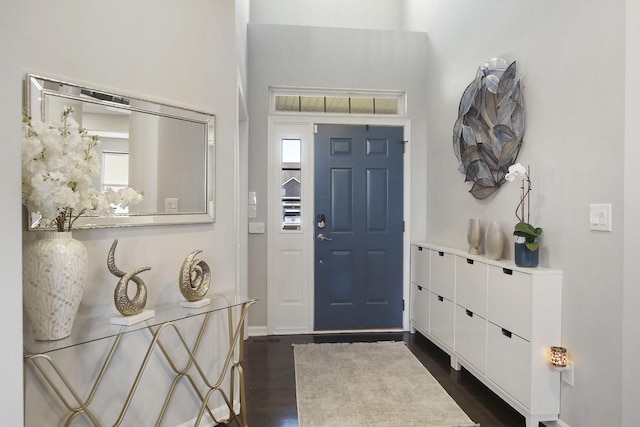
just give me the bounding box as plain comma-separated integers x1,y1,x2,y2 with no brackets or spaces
23,294,256,427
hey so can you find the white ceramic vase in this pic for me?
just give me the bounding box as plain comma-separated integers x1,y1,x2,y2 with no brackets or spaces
467,219,482,254
484,221,504,260
23,231,88,340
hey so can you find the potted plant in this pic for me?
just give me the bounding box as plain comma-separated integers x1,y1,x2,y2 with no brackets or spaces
505,163,542,267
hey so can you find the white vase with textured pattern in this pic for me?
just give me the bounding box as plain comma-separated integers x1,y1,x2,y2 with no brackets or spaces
484,221,504,260
23,231,88,340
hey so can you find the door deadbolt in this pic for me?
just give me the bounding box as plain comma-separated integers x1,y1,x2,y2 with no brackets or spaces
317,214,326,229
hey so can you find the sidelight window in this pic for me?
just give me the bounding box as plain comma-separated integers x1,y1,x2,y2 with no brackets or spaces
281,139,301,230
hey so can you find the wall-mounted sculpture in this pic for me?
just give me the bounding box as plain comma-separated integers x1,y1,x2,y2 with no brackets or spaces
179,250,211,302
453,58,525,199
107,239,151,317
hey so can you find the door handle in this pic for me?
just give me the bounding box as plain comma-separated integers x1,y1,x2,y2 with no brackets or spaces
317,233,332,241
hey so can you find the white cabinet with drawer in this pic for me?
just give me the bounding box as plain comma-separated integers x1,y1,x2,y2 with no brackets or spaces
410,282,429,333
410,243,562,427
455,256,487,317
487,266,532,340
430,250,455,301
410,245,429,289
486,322,532,406
430,292,454,349
454,304,486,373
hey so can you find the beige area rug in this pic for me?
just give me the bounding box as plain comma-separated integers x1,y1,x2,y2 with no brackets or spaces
293,341,479,427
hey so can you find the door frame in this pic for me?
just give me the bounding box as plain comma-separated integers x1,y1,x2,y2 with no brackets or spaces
267,115,412,334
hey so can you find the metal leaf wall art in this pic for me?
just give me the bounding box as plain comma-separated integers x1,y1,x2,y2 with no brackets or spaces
179,250,211,302
107,239,151,316
453,58,525,199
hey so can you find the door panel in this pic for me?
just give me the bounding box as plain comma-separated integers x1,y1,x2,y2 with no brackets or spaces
331,169,353,231
365,249,388,302
330,250,354,304
315,124,403,330
367,168,388,232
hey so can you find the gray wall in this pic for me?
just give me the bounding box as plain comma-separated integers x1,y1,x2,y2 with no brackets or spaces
0,0,24,423
623,2,640,426
18,1,243,424
404,1,625,426
250,1,639,426
247,23,429,326
250,0,404,31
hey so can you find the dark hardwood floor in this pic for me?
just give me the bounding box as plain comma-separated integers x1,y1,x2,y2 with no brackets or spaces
240,331,532,427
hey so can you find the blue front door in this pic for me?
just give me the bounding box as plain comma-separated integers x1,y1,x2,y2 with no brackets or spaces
314,124,404,330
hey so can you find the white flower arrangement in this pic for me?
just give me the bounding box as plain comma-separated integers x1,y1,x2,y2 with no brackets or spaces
22,106,143,232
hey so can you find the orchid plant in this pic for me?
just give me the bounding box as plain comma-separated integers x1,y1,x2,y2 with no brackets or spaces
505,163,542,251
22,106,143,232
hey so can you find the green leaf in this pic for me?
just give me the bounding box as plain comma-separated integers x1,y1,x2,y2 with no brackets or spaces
513,222,543,239
525,241,539,251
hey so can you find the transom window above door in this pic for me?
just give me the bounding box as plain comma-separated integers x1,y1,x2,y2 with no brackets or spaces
271,88,405,116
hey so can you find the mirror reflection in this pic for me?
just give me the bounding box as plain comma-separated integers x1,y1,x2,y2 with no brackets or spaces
26,74,215,229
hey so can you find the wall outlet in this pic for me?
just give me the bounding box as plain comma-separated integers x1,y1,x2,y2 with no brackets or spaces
561,361,574,386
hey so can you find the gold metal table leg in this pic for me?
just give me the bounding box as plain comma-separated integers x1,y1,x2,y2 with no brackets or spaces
24,299,255,427
24,332,123,427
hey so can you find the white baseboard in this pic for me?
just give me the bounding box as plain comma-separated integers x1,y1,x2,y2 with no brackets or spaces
248,326,405,337
543,420,571,427
248,326,268,337
174,401,241,427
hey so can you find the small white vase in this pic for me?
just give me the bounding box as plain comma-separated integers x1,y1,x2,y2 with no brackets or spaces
484,221,504,260
467,219,482,255
23,231,88,340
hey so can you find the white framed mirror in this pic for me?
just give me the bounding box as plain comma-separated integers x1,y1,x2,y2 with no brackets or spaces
25,74,215,229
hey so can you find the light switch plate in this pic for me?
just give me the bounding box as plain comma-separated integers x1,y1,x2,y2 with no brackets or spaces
248,191,257,205
590,204,612,231
248,205,257,218
248,222,265,234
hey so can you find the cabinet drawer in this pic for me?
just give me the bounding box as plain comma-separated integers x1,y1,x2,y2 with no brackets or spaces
487,266,532,340
431,250,454,301
454,304,486,373
486,322,532,407
411,245,430,289
455,256,487,317
410,282,429,332
429,292,454,349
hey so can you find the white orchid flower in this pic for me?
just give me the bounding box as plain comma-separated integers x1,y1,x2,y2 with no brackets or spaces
505,163,527,181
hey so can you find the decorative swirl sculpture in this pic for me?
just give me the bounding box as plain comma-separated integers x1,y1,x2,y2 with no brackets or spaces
107,239,151,316
179,250,211,302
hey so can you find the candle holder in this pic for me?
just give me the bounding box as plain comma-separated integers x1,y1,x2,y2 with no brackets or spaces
550,346,568,370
